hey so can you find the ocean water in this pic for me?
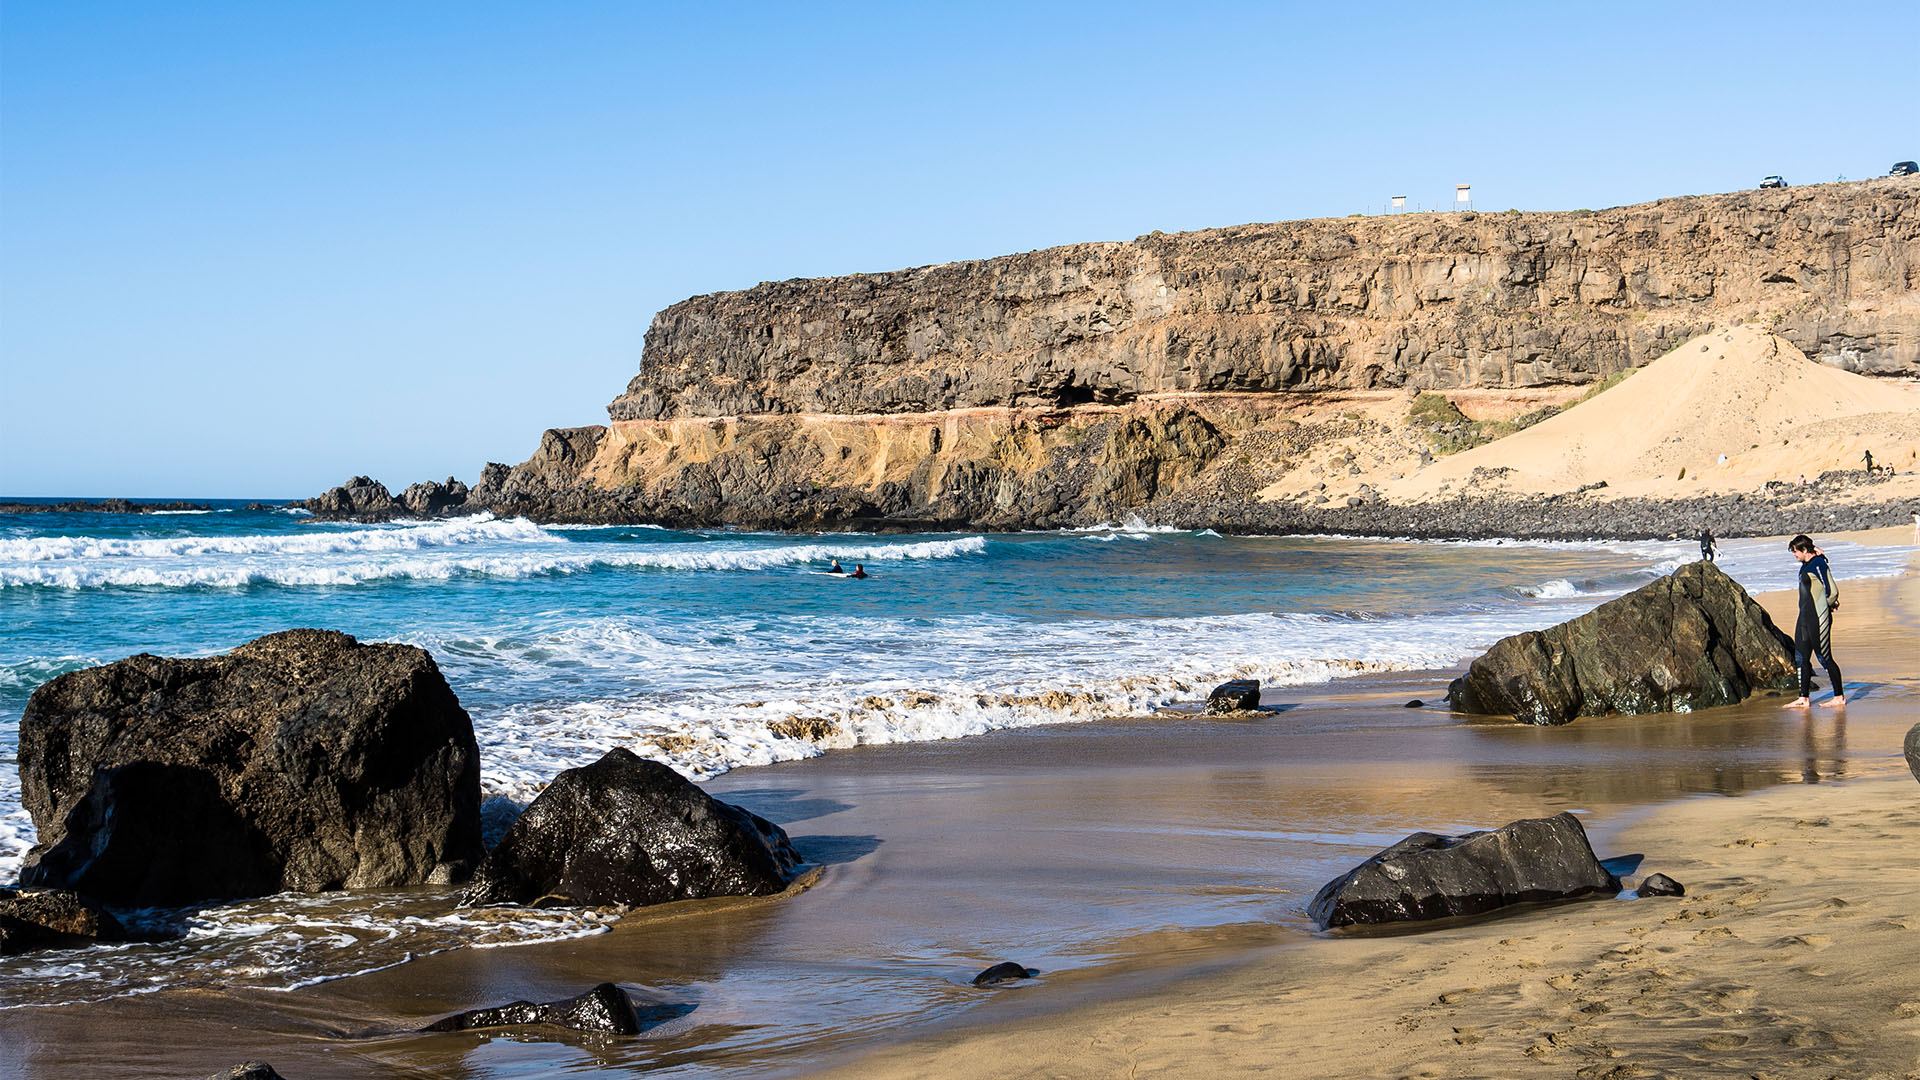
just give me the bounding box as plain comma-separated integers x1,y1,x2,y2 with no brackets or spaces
0,501,1909,1021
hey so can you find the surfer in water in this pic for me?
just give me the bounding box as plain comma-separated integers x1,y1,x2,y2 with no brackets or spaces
850,564,868,579
827,559,845,575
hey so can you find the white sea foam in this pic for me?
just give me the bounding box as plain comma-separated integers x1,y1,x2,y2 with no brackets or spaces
0,521,988,589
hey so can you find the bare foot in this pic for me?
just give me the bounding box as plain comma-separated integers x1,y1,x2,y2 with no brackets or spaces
1819,696,1846,709
1784,697,1811,709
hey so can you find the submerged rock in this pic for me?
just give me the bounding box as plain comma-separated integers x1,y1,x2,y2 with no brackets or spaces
19,630,483,906
0,887,128,955
458,748,800,909
1638,873,1685,897
1206,679,1261,714
1308,812,1620,929
422,983,649,1035
972,961,1038,987
1448,561,1796,725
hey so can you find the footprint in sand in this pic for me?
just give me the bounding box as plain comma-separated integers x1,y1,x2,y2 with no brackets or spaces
1893,1001,1920,1018
1769,933,1831,949
1692,926,1735,942
1699,1032,1750,1050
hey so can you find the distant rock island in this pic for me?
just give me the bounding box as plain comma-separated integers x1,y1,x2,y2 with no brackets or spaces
0,499,212,515
308,178,1920,537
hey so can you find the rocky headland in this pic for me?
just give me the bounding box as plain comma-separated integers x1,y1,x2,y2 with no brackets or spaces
309,178,1920,538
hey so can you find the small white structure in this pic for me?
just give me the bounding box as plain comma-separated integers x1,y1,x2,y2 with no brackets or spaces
1391,195,1406,211
1455,184,1472,210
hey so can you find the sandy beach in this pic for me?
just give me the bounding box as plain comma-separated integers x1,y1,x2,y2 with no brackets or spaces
801,551,1920,1080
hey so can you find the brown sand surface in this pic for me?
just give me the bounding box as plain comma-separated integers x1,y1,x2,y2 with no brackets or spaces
804,569,1920,1080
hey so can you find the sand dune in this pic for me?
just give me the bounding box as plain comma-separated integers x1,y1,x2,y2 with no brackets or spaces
1386,326,1920,502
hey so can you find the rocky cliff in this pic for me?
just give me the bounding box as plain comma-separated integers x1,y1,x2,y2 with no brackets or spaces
315,178,1919,534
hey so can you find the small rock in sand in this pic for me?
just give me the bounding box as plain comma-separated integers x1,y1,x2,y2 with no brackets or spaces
1639,873,1685,897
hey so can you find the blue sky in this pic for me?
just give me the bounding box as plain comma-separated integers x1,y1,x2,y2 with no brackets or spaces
4,1,1915,497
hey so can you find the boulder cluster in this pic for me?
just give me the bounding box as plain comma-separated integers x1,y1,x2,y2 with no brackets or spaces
4,631,802,964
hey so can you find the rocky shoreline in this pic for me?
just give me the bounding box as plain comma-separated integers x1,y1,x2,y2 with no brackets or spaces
289,464,1912,541
0,498,214,515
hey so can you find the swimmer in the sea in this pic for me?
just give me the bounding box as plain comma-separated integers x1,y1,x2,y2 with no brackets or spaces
850,564,868,579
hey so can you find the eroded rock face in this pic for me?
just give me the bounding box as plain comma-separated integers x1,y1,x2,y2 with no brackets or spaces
1308,812,1619,929
422,983,650,1035
617,182,1919,423
0,887,128,955
19,630,483,906
1448,561,1796,725
458,748,799,909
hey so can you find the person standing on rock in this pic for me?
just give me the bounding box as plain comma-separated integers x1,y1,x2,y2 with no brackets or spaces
1862,449,1875,475
1698,528,1717,563
1785,534,1844,710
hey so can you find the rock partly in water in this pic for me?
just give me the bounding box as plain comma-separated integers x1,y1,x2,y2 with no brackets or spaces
972,961,1038,987
1906,723,1920,785
458,748,800,909
1206,679,1261,714
1448,561,1796,725
1404,699,1425,708
18,629,483,907
1638,873,1685,897
302,476,400,520
206,1064,289,1080
0,887,128,955
1308,812,1620,929
422,983,651,1036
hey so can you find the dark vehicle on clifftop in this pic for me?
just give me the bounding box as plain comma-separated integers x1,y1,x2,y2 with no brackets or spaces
1759,175,1787,189
1892,161,1918,177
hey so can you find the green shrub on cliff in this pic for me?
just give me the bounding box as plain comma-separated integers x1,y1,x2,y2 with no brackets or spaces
1409,392,1559,456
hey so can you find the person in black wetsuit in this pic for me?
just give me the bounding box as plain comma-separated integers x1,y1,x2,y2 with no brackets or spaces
1698,528,1717,563
1784,534,1844,709
849,564,868,579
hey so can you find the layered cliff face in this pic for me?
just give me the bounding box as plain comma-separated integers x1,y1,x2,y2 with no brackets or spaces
319,179,1918,532
611,178,1917,424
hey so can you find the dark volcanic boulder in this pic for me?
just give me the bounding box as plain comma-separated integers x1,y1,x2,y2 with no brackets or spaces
972,961,1038,987
422,982,652,1035
19,630,482,906
1308,812,1619,929
206,1064,289,1080
459,748,799,909
400,477,470,518
1449,561,1796,725
1638,873,1685,897
1206,679,1261,714
0,887,128,955
1906,723,1920,786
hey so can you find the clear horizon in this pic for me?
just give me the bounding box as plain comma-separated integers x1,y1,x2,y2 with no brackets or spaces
4,1,1917,497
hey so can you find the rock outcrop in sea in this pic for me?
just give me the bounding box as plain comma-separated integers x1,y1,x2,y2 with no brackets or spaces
458,747,801,909
18,630,484,906
303,180,1918,535
1308,812,1620,929
1447,561,1797,725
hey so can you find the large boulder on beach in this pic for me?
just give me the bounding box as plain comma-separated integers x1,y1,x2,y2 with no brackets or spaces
1905,724,1920,786
0,887,128,955
1309,812,1619,929
18,630,483,907
1448,561,1795,725
458,748,800,909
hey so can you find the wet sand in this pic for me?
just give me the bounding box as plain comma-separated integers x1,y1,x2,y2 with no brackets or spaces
2,551,1915,1079
805,564,1920,1080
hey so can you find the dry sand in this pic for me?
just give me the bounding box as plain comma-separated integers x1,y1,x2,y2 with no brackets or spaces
807,559,1920,1080
1254,326,1920,513
1388,326,1920,502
